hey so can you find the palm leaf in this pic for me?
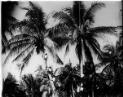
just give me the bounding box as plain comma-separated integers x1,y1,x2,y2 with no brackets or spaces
64,43,70,56
9,34,34,44
45,45,63,65
84,2,105,24
20,48,35,72
75,37,82,64
9,39,32,50
26,2,46,31
86,37,103,60
89,26,118,36
2,36,9,53
2,16,18,53
53,11,75,27
83,40,93,62
52,37,70,50
14,20,42,36
47,23,72,38
20,25,41,37
3,44,30,65
12,45,33,62
23,48,34,64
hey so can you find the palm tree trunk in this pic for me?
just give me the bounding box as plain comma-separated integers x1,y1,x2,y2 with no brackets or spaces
80,62,84,77
45,58,47,69
80,40,84,78
92,77,95,97
91,71,96,97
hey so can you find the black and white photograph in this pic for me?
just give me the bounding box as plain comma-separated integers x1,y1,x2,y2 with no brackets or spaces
1,1,123,97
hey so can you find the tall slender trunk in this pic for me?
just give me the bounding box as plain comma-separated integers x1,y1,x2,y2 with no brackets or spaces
92,73,95,97
80,39,84,78
80,62,83,77
45,58,47,69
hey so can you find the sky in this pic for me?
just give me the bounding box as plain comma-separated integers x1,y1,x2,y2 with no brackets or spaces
13,1,122,27
2,1,122,81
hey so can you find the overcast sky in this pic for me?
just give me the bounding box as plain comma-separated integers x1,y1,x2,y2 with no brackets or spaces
2,1,122,81
13,1,122,27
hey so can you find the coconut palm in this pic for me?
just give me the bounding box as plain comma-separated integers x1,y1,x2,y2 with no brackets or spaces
48,2,120,97
4,2,63,72
49,1,106,77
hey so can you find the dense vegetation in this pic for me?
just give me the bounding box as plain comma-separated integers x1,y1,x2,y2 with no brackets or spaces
2,1,123,97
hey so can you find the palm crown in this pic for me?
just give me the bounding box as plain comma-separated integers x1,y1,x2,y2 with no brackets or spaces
4,2,63,72
49,1,109,76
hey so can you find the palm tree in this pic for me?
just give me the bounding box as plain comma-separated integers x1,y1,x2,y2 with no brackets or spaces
48,2,120,97
4,2,63,72
49,1,106,77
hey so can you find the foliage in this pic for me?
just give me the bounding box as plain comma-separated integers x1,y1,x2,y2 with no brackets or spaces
54,64,82,97
1,1,18,53
3,2,63,72
2,1,123,97
2,73,26,97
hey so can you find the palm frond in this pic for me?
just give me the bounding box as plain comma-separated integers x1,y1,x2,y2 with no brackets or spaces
12,45,33,62
89,26,117,35
13,20,42,36
84,2,105,24
26,2,46,31
83,40,93,62
53,11,75,27
2,16,18,53
47,23,72,38
23,48,34,64
20,48,35,72
2,36,9,53
45,45,63,65
64,43,70,56
87,37,103,60
20,25,41,37
52,37,70,50
75,37,82,64
56,55,64,65
8,34,34,50
3,44,30,65
9,34,34,44
9,39,32,50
